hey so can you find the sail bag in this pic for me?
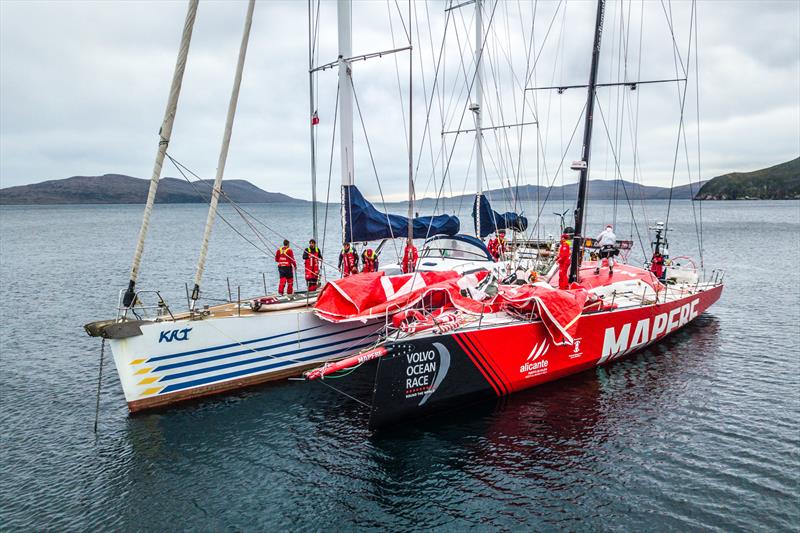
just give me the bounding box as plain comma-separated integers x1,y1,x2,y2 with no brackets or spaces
472,195,528,238
343,185,460,242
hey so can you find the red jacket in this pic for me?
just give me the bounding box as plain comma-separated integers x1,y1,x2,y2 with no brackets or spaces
488,236,506,261
339,249,358,276
303,246,322,278
362,249,378,273
402,244,418,273
275,246,296,268
651,255,665,278
557,241,571,266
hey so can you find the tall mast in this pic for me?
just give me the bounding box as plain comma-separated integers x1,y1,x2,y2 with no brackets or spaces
190,0,255,306
308,0,318,242
338,0,354,244
407,0,414,244
569,0,605,283
473,0,484,239
122,0,198,308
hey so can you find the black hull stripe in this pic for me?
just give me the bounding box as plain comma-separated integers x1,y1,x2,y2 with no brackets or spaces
463,332,513,395
453,333,503,396
459,332,510,396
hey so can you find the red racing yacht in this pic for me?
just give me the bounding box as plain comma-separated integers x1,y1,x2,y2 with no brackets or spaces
304,0,724,430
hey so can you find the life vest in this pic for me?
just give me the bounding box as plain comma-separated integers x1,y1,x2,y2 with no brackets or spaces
340,248,358,276
275,246,295,268
362,249,378,273
304,246,321,277
401,244,418,273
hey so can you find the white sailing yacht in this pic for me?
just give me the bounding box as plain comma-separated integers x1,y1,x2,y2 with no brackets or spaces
84,0,503,412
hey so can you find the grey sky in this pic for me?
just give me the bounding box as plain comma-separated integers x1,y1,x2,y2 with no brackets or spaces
1,0,798,202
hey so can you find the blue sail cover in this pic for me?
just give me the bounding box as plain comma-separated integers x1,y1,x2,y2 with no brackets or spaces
472,194,528,238
343,185,460,242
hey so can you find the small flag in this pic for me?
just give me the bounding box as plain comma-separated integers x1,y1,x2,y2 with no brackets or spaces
311,110,320,125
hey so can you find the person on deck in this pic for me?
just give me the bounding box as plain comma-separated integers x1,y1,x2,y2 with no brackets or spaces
557,233,571,290
338,242,359,277
401,240,418,273
594,224,618,275
361,248,379,273
302,239,322,291
487,231,507,262
650,251,666,281
275,239,296,295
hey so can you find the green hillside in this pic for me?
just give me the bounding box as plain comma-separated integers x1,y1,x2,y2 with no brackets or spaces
695,157,800,200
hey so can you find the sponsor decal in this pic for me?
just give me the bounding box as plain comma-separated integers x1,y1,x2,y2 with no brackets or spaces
527,339,550,362
569,338,584,360
521,340,551,378
404,342,450,405
599,298,699,363
519,358,549,378
158,327,192,343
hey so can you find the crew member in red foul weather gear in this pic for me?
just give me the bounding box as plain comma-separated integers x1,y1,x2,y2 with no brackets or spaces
488,231,507,262
557,233,571,290
650,251,665,281
401,241,418,273
361,248,379,273
302,239,322,291
338,243,359,277
275,239,296,295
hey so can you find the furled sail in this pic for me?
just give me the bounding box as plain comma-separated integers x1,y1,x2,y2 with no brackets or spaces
472,195,528,238
343,185,460,242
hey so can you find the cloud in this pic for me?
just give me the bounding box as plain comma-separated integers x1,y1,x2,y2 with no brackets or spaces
1,0,798,204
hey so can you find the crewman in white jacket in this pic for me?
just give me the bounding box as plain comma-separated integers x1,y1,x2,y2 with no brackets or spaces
595,224,618,274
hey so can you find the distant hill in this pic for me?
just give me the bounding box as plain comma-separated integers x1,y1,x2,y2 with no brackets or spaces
416,178,706,206
695,158,800,200
0,174,305,205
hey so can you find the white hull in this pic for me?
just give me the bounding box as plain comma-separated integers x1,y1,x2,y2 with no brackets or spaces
108,306,381,412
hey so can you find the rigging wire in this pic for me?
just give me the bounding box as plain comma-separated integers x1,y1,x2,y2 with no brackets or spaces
693,0,704,268
662,0,694,233
349,77,400,258
593,98,649,262
321,83,340,275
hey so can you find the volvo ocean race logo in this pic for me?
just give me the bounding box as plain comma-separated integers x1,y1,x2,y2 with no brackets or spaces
158,327,192,343
404,342,450,406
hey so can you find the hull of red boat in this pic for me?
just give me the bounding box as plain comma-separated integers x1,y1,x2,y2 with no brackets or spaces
369,284,723,430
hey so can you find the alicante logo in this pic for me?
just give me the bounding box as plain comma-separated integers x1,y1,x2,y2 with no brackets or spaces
158,327,192,343
403,342,451,406
521,339,549,378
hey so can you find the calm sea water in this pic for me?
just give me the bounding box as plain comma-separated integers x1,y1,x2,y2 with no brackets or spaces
1,200,798,531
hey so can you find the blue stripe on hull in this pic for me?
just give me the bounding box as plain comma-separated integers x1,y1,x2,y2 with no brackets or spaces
146,323,327,363
159,332,377,381
158,341,375,394
154,322,375,373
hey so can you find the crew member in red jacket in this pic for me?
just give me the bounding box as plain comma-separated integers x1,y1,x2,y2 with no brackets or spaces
650,251,665,281
302,239,322,291
557,233,571,290
401,240,418,273
338,242,359,277
275,239,296,295
488,231,507,262
361,248,379,273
